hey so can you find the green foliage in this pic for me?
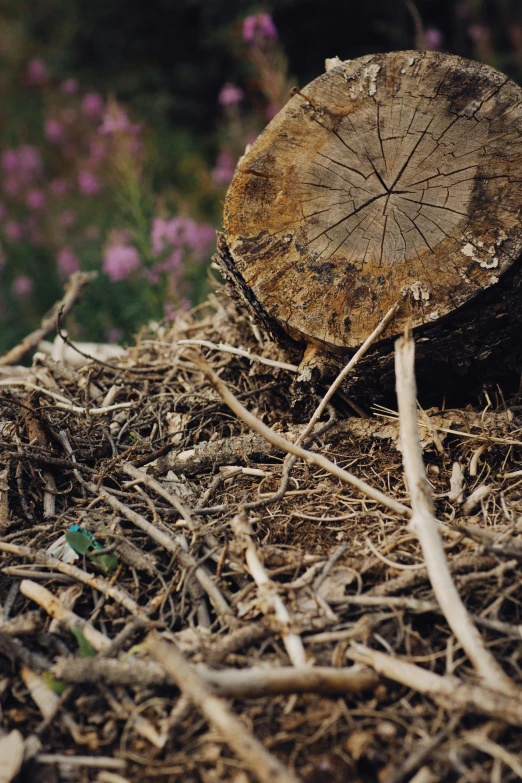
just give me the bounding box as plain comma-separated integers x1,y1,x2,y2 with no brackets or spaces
71,626,97,657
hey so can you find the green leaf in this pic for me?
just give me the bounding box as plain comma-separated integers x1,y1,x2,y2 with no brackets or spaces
89,551,119,575
42,672,68,695
71,626,98,658
65,529,97,556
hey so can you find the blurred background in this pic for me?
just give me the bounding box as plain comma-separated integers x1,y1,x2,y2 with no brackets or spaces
0,0,519,351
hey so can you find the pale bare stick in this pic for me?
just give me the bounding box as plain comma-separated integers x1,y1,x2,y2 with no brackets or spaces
189,353,410,518
177,339,298,372
0,541,146,619
395,331,514,694
53,656,378,696
0,381,132,415
147,634,302,783
231,511,307,667
348,643,522,727
294,302,398,450
20,579,111,651
0,271,97,367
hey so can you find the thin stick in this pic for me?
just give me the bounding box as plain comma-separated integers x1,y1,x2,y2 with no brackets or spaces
190,353,410,519
348,643,522,727
20,579,111,651
0,271,97,367
147,634,302,783
0,381,132,415
0,541,146,619
53,656,378,696
231,512,307,667
394,331,514,694
177,339,298,372
81,480,234,622
295,303,398,449
35,755,126,770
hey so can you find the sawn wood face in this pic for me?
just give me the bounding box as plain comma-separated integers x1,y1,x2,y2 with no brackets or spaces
223,51,522,352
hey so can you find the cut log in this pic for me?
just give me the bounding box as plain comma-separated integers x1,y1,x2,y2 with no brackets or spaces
218,51,522,399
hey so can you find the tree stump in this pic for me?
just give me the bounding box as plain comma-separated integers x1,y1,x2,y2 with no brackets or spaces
218,51,522,401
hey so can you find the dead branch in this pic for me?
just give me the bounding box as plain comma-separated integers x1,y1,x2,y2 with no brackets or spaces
147,634,302,783
189,353,410,518
348,643,522,728
0,271,97,367
53,655,378,696
394,331,514,694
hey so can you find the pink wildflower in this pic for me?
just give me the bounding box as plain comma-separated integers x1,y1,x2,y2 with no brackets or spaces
89,139,106,165
17,146,43,181
2,177,21,197
243,13,277,44
26,58,48,86
58,210,77,228
26,189,46,211
103,243,141,281
60,78,79,95
212,151,236,185
107,327,123,343
99,105,141,136
57,247,80,275
82,93,105,120
468,24,490,42
218,83,244,106
424,28,443,50
50,178,68,197
4,221,23,242
12,275,33,296
77,170,101,196
2,150,19,173
44,118,66,143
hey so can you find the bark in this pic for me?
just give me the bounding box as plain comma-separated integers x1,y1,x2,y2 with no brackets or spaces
218,50,522,398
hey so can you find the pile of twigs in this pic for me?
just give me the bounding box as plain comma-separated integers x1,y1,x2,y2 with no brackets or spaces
2,275,522,783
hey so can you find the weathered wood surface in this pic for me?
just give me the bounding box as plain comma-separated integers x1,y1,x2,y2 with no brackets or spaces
219,51,522,386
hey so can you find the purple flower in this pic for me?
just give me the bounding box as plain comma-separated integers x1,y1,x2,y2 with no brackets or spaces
58,210,77,228
60,78,79,95
2,176,21,197
218,83,244,106
468,24,490,42
2,150,19,173
26,189,46,211
77,170,101,196
164,298,191,321
99,105,141,136
103,243,141,281
424,28,443,49
14,146,43,182
82,92,105,120
57,247,80,276
212,151,236,185
26,58,48,86
12,275,33,296
4,221,23,242
107,327,123,343
88,139,106,166
243,13,277,44
50,178,68,197
44,118,66,143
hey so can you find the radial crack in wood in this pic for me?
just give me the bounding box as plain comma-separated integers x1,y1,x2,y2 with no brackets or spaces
219,51,522,394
